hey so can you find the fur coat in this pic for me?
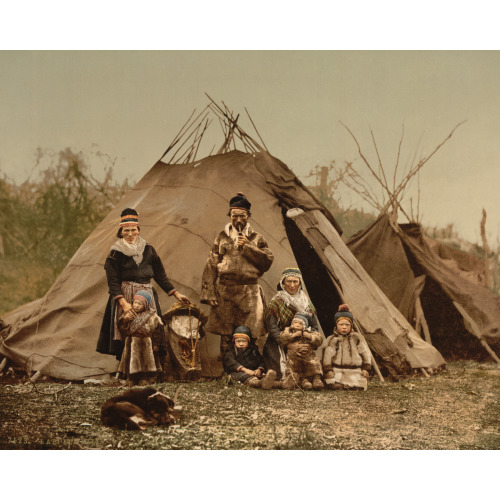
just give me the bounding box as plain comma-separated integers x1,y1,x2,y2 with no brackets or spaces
200,223,273,338
322,330,371,389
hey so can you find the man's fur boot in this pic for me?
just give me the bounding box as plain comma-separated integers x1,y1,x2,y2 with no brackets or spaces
261,369,277,390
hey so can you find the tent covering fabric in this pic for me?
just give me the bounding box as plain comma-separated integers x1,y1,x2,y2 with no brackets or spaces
1,150,445,380
348,215,500,360
425,236,488,287
288,209,445,371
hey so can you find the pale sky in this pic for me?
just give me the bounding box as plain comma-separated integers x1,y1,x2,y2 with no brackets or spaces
1,50,499,244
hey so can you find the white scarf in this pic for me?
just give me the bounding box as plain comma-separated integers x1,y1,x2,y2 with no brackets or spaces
224,223,251,245
111,235,147,265
276,289,310,313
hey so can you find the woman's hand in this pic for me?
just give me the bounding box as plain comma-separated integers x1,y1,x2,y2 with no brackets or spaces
124,309,137,320
174,291,190,304
361,370,369,379
119,298,134,315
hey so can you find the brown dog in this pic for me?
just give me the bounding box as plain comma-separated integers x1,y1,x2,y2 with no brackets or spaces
101,387,176,430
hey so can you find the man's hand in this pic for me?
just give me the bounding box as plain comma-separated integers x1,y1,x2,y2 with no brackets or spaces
253,368,263,378
208,299,219,307
237,233,250,248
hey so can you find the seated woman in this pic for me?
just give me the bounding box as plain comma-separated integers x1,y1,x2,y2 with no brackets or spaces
263,267,320,380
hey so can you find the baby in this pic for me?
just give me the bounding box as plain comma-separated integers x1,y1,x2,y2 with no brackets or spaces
117,290,164,385
322,304,371,390
222,325,278,389
279,313,324,390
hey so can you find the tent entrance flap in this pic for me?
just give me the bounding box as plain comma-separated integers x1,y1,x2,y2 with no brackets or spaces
283,208,342,335
286,208,446,372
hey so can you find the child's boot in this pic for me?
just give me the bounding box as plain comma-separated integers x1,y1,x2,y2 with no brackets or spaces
312,374,324,391
281,373,298,390
245,377,262,388
301,378,313,390
261,369,277,390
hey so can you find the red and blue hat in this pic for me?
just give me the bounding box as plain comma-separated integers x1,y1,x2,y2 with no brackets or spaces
119,208,139,227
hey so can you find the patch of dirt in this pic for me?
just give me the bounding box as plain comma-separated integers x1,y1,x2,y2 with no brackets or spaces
1,361,499,450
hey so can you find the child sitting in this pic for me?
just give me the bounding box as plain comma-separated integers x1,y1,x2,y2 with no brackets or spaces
323,304,371,391
117,290,164,385
279,313,324,390
223,325,278,389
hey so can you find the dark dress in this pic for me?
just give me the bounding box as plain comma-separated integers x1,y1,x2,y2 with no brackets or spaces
222,342,265,383
96,244,176,360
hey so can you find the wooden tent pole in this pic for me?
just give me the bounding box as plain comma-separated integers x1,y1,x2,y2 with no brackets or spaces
353,318,384,382
370,353,385,382
159,104,211,162
0,356,8,374
415,296,432,345
245,107,269,151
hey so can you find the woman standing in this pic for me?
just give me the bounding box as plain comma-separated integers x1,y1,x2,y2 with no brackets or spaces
97,208,189,381
263,267,320,380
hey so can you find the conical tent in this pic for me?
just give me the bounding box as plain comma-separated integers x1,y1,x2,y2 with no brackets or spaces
0,104,446,380
348,215,500,361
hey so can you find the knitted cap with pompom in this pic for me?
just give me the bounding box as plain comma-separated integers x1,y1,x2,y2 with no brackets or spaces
334,304,354,324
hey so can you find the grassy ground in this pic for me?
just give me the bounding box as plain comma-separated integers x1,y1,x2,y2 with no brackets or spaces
1,361,499,450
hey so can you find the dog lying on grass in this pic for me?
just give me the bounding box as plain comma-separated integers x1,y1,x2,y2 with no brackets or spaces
101,387,176,430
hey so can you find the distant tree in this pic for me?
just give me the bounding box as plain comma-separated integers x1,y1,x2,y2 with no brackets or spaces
0,147,130,315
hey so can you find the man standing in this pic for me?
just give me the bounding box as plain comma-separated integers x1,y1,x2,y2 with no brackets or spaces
200,192,274,355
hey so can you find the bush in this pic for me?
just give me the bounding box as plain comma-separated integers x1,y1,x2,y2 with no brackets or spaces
0,148,130,315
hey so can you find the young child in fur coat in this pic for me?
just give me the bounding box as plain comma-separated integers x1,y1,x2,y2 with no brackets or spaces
117,290,164,385
279,313,324,390
322,304,371,390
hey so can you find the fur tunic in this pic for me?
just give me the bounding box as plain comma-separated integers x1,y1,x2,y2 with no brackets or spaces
200,223,274,338
279,327,323,379
322,330,371,389
117,310,164,376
